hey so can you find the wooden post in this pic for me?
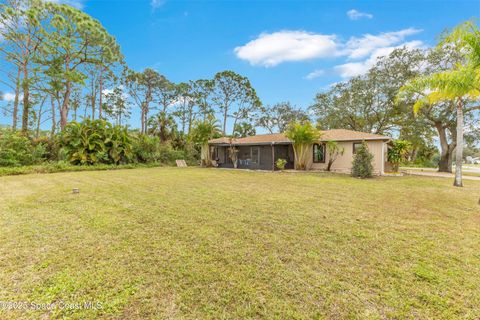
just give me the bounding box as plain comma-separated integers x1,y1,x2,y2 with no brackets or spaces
271,143,275,171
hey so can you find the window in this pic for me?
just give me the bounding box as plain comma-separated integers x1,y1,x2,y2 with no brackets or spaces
353,142,363,154
313,143,325,163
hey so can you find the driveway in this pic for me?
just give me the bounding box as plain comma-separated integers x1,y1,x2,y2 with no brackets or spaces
402,169,480,181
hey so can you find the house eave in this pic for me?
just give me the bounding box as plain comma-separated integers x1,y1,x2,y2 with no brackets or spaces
209,138,390,146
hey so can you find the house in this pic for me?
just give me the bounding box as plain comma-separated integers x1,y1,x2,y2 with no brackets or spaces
207,129,391,175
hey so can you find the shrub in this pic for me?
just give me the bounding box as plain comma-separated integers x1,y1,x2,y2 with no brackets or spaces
59,119,133,165
275,158,287,170
351,141,374,178
132,134,163,163
105,125,134,164
132,134,189,165
0,129,46,166
32,136,60,161
388,140,411,172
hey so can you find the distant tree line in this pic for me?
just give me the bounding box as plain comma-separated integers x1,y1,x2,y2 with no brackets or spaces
0,0,478,178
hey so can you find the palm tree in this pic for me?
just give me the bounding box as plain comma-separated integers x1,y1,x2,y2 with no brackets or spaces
399,21,480,187
189,116,221,167
285,121,321,170
148,111,177,143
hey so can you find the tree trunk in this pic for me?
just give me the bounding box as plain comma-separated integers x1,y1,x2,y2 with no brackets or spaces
99,68,104,120
60,81,71,130
453,101,463,187
435,122,455,173
91,84,96,120
187,107,193,134
223,106,228,136
231,117,238,137
21,62,29,135
50,96,56,138
144,104,150,134
12,66,21,131
327,160,333,172
36,102,43,139
141,107,145,134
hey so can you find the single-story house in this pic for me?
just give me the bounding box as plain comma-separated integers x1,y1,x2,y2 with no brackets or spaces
207,129,391,175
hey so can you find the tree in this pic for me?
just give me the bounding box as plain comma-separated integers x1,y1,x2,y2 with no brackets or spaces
212,71,261,136
399,46,467,173
0,0,46,134
104,87,130,125
173,82,195,134
190,79,214,121
189,116,221,167
352,141,374,178
228,138,239,169
155,78,177,139
125,69,163,134
40,1,122,130
257,102,309,133
310,48,425,136
285,121,321,170
387,140,412,172
399,21,480,187
325,141,345,172
233,122,255,138
148,111,177,143
156,77,176,113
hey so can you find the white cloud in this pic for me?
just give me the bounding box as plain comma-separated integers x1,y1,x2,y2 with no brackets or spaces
304,69,325,80
234,31,339,67
235,27,425,80
344,28,422,59
151,0,166,9
102,85,128,99
2,92,22,102
102,88,114,96
44,0,85,9
347,9,373,20
335,40,425,78
234,28,422,69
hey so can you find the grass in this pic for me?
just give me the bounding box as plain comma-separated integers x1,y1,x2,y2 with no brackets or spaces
0,162,165,177
0,167,479,319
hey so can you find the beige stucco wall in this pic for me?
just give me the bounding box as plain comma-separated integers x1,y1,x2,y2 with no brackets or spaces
304,140,386,175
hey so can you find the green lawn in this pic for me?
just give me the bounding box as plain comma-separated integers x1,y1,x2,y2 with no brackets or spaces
1,168,479,319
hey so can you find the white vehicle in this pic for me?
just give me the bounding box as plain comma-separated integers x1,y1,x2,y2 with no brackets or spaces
466,156,480,164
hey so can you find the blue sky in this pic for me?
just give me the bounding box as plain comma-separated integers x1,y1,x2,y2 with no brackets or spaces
1,0,478,129
86,0,477,106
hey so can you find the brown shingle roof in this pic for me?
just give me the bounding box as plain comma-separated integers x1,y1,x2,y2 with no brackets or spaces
208,129,390,145
320,129,390,141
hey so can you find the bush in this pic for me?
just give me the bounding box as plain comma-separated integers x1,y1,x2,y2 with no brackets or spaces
0,129,46,166
351,141,374,178
32,136,60,161
132,134,163,163
59,119,134,165
275,158,287,170
132,134,191,165
387,140,411,172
